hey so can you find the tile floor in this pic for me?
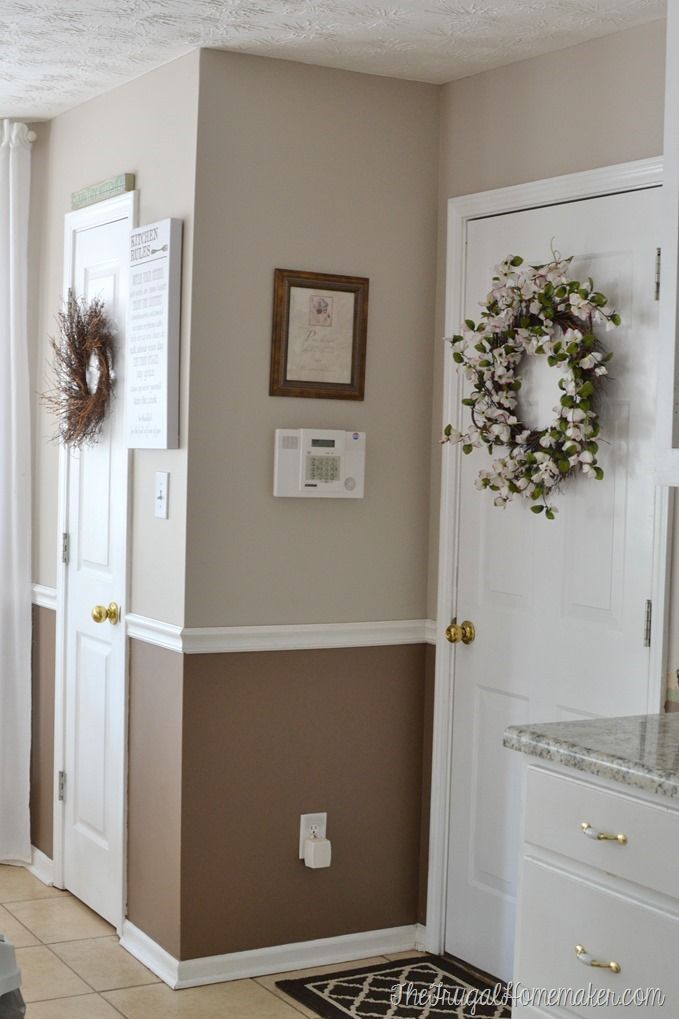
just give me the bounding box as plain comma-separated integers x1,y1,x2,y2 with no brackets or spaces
0,865,422,1018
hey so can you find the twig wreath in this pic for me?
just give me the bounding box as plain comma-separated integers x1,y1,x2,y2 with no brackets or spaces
443,255,621,518
43,292,116,447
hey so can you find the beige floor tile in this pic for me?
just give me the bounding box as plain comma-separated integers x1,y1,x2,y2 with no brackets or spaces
0,866,66,905
15,945,91,1002
104,978,306,1018
26,993,124,1018
51,936,160,991
0,904,40,947
255,956,388,1018
7,896,114,944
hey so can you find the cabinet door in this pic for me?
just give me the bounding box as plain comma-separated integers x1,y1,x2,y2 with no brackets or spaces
515,858,676,1018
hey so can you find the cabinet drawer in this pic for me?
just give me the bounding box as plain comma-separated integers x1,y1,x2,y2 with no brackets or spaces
524,767,679,898
515,858,677,1017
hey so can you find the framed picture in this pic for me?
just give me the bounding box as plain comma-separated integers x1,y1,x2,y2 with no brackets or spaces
269,268,369,400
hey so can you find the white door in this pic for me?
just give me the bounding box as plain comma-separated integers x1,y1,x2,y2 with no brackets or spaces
444,186,664,979
60,193,135,927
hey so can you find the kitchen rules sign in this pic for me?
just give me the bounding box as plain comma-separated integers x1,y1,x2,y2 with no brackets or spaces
126,218,182,448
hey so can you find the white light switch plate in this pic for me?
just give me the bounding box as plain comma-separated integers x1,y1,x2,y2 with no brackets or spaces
299,812,327,858
155,471,169,519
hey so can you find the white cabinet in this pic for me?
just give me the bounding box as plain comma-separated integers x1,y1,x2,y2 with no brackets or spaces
513,764,679,1017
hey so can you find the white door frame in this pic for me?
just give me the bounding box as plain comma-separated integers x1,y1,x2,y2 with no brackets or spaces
424,157,672,956
52,190,138,931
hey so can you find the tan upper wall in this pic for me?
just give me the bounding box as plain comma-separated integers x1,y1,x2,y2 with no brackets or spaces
427,19,667,616
31,53,200,624
185,50,439,627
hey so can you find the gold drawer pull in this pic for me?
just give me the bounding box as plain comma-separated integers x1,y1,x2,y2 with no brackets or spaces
575,944,621,974
581,822,627,845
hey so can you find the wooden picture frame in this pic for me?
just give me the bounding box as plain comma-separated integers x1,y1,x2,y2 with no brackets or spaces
269,268,369,400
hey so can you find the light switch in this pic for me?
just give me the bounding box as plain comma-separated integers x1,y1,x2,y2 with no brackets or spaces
155,472,169,519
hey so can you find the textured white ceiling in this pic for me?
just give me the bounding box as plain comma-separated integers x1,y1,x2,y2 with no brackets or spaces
1,0,665,120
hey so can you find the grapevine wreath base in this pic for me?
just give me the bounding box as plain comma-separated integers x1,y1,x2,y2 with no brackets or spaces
443,255,620,519
44,292,116,447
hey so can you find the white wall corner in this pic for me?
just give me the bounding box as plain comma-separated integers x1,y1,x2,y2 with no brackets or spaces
26,847,55,887
121,922,421,989
414,923,427,952
31,584,58,612
125,613,183,653
120,921,181,988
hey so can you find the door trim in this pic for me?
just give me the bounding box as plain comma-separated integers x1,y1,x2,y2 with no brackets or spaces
425,157,670,955
53,191,138,930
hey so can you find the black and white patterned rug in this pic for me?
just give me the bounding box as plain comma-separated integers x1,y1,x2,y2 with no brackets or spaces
277,955,512,1018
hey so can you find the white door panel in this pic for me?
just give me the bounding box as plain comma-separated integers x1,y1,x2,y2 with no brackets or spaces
62,203,132,927
444,187,661,978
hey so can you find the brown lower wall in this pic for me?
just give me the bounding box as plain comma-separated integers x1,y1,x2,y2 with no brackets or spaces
34,626,434,960
31,605,55,858
127,640,184,958
417,643,435,924
179,643,430,960
127,638,434,960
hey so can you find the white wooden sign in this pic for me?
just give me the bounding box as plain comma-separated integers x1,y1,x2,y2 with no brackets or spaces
126,218,182,449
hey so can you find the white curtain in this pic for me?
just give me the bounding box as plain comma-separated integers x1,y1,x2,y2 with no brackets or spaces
0,121,33,862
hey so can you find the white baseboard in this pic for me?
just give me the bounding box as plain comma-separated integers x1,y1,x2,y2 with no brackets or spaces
26,847,55,887
121,921,424,989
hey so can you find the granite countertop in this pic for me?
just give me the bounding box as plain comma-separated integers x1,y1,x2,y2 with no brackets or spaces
504,713,679,800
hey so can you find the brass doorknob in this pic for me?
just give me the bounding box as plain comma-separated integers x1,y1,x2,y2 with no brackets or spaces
92,602,120,625
445,619,476,645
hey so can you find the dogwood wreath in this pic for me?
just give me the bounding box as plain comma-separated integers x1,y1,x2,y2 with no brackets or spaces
443,255,621,519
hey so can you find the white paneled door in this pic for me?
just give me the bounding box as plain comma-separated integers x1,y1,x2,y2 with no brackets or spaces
60,194,135,927
444,187,663,979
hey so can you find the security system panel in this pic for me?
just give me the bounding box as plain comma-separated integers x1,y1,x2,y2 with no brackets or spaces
274,429,365,498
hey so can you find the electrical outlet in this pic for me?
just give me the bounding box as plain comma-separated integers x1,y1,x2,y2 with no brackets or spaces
299,812,327,858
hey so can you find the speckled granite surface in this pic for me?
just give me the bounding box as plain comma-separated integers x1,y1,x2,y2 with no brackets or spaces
504,713,679,800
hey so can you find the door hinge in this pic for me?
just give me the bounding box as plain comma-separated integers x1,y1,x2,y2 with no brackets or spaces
644,599,652,648
655,247,661,301
61,532,70,565
58,771,66,802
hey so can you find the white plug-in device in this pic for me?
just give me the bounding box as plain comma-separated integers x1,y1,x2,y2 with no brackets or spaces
304,835,332,869
274,429,365,498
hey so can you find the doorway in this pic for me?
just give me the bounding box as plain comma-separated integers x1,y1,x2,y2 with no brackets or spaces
426,159,670,980
54,192,137,929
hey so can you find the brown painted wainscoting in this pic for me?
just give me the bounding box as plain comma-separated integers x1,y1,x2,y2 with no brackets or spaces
128,639,434,961
29,614,434,963
31,605,56,859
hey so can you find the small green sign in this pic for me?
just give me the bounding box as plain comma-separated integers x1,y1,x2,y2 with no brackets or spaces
71,173,135,211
